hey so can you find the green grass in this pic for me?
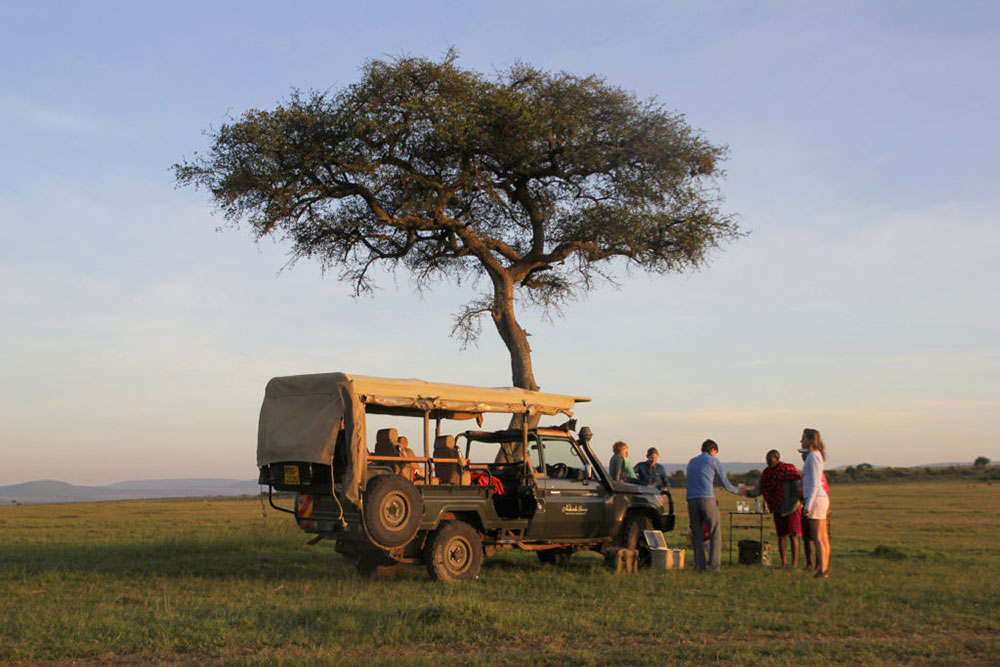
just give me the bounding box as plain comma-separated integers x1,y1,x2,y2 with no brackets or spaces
2,482,998,664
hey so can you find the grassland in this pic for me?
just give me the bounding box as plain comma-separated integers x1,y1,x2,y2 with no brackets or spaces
1,480,998,665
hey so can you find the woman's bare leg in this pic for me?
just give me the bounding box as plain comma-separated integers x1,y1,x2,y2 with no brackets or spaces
816,518,830,574
808,518,823,574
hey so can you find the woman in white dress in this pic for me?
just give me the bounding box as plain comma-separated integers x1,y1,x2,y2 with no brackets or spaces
799,428,831,578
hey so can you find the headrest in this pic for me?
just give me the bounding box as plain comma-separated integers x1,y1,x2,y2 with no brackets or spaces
376,428,399,446
433,434,456,451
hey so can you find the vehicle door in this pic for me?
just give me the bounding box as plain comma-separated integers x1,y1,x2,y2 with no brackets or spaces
535,436,612,538
461,434,538,524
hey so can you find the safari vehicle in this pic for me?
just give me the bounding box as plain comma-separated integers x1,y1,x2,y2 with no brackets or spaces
257,372,674,581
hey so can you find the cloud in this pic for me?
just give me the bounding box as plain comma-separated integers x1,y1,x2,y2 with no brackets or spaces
637,402,999,428
0,95,132,139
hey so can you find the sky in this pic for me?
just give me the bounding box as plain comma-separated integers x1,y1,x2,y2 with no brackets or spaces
1,1,998,486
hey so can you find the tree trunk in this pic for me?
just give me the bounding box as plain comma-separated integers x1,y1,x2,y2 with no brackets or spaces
490,274,538,392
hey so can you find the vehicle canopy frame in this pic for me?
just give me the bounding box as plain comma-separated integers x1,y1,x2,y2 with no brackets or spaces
257,372,590,505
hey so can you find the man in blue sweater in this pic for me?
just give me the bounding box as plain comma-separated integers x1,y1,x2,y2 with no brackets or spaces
686,439,742,571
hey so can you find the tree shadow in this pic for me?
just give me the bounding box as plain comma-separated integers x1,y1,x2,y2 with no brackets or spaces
2,537,609,582
0,537,354,581
481,551,605,574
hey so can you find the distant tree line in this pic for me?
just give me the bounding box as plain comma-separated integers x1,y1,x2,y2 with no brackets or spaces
667,461,998,488
823,461,999,485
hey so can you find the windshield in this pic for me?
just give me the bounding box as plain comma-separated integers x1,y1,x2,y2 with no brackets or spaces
538,436,589,479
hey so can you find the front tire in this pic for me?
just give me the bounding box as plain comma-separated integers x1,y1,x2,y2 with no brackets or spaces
425,521,483,583
619,514,653,550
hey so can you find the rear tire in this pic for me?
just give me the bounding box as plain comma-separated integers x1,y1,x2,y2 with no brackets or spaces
363,474,422,548
425,521,483,583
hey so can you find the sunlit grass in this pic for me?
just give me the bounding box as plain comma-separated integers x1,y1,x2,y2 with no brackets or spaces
1,482,998,664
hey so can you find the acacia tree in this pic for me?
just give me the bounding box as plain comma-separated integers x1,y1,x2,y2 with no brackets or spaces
175,53,740,391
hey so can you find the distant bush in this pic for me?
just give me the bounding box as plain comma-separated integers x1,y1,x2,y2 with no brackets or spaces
728,470,762,488
675,463,997,488
831,464,998,484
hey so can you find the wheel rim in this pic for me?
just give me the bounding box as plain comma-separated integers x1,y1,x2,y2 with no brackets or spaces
380,491,409,531
444,536,472,574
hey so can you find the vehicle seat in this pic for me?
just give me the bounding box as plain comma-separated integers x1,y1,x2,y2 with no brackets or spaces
374,428,400,457
374,428,406,476
433,435,470,485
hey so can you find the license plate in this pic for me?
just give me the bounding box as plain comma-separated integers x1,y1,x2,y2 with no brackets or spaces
283,465,301,485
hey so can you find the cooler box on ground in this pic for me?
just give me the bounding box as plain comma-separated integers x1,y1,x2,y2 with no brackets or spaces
738,539,771,565
643,530,685,570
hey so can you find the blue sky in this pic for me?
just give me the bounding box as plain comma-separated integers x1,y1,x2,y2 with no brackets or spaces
1,1,997,485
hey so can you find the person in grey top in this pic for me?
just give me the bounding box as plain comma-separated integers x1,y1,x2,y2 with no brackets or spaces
608,441,637,483
686,439,742,571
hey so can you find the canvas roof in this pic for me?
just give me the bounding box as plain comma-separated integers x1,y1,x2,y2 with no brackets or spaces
257,372,589,505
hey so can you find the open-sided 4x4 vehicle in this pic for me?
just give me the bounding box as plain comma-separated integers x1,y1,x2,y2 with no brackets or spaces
258,373,674,581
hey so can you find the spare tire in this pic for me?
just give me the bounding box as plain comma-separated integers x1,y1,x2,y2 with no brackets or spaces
363,474,423,548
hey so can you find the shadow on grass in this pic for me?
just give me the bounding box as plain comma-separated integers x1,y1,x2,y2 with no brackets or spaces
871,544,908,560
0,537,353,581
2,532,617,582
481,551,607,575
1,540,600,581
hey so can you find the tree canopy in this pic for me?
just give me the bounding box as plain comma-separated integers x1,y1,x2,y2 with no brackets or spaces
174,53,740,390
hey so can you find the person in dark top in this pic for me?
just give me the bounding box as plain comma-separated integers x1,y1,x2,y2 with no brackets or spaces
634,447,670,491
743,449,802,567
